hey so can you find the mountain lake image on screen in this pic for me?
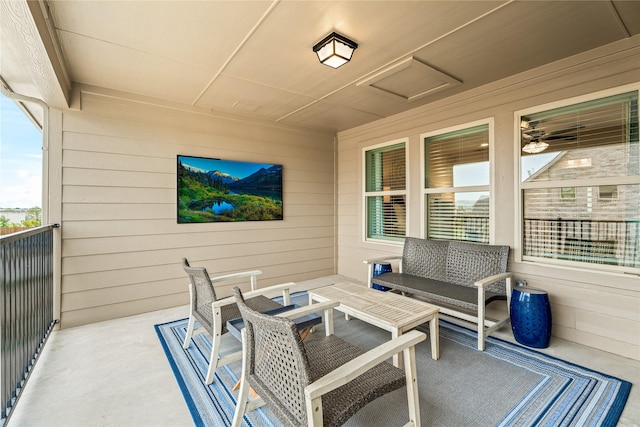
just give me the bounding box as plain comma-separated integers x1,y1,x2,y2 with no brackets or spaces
177,155,283,223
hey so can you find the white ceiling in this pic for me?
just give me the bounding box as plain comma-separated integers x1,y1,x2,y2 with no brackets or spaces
2,0,639,133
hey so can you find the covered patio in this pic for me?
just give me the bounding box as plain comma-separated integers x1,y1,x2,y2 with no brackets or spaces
1,0,639,425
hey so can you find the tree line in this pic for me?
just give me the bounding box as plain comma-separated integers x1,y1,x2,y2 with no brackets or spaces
0,207,42,228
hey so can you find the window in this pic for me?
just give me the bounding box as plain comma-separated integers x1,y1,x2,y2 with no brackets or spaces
519,88,639,271
363,141,406,242
598,185,618,200
423,122,490,243
561,187,576,200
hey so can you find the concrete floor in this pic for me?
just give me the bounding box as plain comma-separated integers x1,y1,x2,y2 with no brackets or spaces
6,275,639,427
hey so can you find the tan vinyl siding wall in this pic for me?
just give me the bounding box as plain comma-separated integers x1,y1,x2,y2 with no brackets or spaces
336,36,640,360
57,92,335,328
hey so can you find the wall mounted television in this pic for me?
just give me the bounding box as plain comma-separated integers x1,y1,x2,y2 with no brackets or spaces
177,155,283,223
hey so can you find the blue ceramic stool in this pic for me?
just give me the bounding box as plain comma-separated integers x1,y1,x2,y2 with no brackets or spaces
372,262,392,291
510,287,552,348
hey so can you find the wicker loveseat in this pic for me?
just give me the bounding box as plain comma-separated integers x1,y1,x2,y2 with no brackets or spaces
364,237,512,350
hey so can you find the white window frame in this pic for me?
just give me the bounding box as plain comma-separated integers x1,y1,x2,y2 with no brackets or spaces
362,138,409,245
420,118,495,243
515,83,640,275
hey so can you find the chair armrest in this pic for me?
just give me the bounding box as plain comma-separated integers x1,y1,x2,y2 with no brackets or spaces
304,330,426,400
212,282,295,308
474,272,512,288
243,282,295,301
210,270,262,282
275,301,339,319
363,256,403,265
211,269,262,291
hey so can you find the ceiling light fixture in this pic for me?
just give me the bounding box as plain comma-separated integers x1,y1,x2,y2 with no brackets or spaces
313,32,358,68
522,141,549,154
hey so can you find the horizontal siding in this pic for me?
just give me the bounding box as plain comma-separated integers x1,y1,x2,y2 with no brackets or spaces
336,37,640,359
58,91,335,327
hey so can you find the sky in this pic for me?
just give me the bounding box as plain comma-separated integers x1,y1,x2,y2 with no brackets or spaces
179,155,275,179
0,94,43,208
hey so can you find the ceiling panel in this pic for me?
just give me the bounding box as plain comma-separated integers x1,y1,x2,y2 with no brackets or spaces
278,99,382,132
58,31,213,103
222,1,505,98
412,1,629,91
48,1,273,72
611,1,640,35
197,74,317,121
3,0,638,133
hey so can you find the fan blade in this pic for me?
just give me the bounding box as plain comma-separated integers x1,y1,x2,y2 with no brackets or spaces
546,124,584,137
544,135,577,141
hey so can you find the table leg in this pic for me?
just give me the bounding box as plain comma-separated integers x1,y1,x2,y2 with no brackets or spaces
392,329,402,368
430,313,439,360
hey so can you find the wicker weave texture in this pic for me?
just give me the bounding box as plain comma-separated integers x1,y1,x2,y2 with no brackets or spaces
402,237,448,280
305,334,406,427
234,288,406,427
182,262,280,335
183,263,216,335
446,241,509,294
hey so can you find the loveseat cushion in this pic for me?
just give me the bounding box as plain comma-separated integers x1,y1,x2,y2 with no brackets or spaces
371,272,506,312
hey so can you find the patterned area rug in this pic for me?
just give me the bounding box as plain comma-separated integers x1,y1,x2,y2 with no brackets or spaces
155,293,631,427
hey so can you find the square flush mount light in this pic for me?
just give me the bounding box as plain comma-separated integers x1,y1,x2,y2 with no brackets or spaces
313,32,358,68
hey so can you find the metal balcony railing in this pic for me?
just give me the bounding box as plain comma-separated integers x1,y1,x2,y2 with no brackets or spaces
524,218,640,268
1,224,59,425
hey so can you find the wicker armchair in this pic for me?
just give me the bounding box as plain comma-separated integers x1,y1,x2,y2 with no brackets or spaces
231,286,426,427
181,258,293,385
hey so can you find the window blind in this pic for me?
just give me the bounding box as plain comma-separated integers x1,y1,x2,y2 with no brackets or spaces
425,124,489,188
521,90,639,271
365,143,406,192
424,124,490,243
364,142,406,242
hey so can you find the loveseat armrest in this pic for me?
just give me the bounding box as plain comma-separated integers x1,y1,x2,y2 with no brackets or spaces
474,272,512,288
363,256,403,287
363,256,403,265
474,272,513,351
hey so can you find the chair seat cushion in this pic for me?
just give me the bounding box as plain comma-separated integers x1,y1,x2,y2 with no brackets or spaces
372,272,505,311
304,334,406,427
220,295,282,335
194,295,282,336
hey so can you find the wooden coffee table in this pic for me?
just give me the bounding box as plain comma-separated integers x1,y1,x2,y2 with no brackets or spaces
308,282,439,367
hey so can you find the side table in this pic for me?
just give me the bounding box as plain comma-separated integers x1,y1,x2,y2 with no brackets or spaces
372,262,392,291
510,287,552,348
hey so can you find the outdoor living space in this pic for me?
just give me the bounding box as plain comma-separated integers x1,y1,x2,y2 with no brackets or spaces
5,275,638,426
1,1,640,426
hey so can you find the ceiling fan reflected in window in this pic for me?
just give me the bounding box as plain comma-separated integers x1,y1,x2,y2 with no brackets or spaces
520,118,583,154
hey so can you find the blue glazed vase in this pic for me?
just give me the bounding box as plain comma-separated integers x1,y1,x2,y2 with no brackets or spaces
372,263,392,291
510,287,552,348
